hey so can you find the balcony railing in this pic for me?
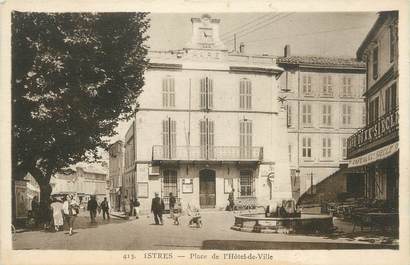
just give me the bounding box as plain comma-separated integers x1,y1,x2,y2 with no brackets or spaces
347,108,399,158
152,145,263,162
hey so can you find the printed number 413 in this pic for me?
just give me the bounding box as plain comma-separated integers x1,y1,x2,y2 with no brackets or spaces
123,254,136,260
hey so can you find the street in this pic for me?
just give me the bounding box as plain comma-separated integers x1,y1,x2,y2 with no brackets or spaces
13,211,398,250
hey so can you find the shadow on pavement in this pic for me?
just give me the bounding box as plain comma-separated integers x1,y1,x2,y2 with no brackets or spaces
201,240,399,250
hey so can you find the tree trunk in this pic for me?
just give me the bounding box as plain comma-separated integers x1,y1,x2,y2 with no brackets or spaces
30,167,52,226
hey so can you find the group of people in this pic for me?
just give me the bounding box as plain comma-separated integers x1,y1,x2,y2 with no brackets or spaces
150,192,202,227
45,194,80,236
122,196,141,219
87,196,110,222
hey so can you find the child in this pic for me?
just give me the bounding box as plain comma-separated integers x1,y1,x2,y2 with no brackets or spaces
187,205,202,228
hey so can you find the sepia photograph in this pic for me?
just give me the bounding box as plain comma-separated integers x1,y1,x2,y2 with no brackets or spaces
1,1,409,264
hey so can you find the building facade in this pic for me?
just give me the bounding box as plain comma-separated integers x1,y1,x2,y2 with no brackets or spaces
277,46,366,200
50,166,108,203
108,140,124,211
124,14,292,213
346,11,399,209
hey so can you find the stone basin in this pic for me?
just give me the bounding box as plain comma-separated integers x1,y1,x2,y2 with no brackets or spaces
231,213,333,234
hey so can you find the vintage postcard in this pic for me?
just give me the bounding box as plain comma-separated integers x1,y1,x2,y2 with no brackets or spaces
0,0,409,265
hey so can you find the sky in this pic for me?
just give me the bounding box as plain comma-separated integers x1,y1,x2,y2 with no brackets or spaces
110,12,378,143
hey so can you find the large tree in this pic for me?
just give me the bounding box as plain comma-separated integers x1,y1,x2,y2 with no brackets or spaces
12,12,149,220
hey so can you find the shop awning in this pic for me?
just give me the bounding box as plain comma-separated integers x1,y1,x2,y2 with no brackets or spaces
348,142,399,168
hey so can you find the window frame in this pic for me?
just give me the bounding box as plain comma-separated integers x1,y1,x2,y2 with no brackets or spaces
341,104,352,127
372,46,379,80
321,137,332,160
321,104,332,127
162,76,175,108
239,170,255,197
302,137,312,159
239,78,252,110
302,103,312,127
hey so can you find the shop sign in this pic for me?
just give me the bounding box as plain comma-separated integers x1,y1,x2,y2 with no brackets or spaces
348,142,399,168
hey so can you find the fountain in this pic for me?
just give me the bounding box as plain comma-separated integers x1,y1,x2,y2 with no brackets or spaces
231,199,333,234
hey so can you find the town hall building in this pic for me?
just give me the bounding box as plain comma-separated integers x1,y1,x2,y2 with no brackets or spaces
123,14,292,212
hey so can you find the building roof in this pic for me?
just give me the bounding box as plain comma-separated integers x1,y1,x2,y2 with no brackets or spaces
277,56,365,69
356,11,398,60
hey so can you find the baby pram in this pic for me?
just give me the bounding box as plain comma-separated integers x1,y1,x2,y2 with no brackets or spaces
187,205,202,228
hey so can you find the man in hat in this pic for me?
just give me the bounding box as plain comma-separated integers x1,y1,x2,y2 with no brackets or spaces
151,192,165,225
87,195,98,223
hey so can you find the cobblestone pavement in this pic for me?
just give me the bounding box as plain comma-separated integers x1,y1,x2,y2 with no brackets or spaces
12,211,398,250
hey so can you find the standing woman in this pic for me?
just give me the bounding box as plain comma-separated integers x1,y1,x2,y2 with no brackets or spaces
64,194,79,236
50,197,64,231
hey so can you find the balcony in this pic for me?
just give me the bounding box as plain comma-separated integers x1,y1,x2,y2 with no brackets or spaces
347,108,399,158
152,145,263,163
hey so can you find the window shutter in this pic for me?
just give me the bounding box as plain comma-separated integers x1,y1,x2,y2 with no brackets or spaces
200,78,206,109
162,79,168,107
246,80,252,109
169,78,175,107
239,79,245,109
200,120,207,158
162,119,169,158
208,78,213,109
208,120,214,159
303,76,307,94
170,120,176,157
307,105,312,124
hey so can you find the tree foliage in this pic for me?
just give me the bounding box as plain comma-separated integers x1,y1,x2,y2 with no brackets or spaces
12,12,150,211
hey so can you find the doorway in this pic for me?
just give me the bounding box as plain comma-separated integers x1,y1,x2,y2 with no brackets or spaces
199,169,216,208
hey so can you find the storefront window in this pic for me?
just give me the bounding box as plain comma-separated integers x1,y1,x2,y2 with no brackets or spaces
240,170,254,196
163,169,177,197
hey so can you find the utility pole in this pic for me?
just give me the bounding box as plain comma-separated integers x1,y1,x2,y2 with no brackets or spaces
310,172,314,195
234,34,237,52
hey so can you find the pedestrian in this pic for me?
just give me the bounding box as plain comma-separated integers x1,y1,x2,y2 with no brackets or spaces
100,197,110,220
151,192,165,225
129,198,134,216
63,194,79,236
228,188,235,211
87,195,98,223
50,197,64,231
31,196,39,226
133,198,140,219
168,192,176,219
123,196,131,217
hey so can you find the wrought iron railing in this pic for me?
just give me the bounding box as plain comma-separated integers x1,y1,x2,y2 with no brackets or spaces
347,107,399,157
152,145,263,161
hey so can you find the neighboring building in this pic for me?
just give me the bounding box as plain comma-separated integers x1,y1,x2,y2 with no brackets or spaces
50,165,108,203
123,122,135,203
277,45,366,201
108,140,124,211
124,14,292,213
346,11,399,209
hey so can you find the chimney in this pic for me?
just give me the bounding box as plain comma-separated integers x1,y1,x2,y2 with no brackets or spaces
239,42,245,53
284,44,291,57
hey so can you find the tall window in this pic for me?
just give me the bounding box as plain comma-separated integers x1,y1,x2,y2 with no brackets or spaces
302,75,312,96
322,104,332,126
361,77,366,96
322,76,333,96
163,169,177,197
385,83,397,113
342,104,352,126
288,144,292,162
322,137,332,159
200,77,213,110
341,137,347,159
200,119,214,159
342,76,352,97
362,105,366,125
240,170,254,196
162,118,176,158
372,46,379,80
287,104,292,127
239,78,252,109
240,120,252,159
390,24,396,63
162,77,175,108
369,97,379,124
302,104,312,126
302,137,312,158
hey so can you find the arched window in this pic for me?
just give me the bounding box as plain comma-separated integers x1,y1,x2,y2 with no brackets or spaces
239,78,252,109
